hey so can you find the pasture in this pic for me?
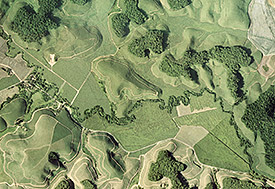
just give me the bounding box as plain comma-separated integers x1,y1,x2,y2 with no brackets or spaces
0,109,81,186
194,134,249,172
175,92,249,170
84,101,178,151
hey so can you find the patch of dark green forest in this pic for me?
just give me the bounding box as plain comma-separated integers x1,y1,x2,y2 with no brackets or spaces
148,150,189,189
160,46,253,101
71,0,89,5
111,0,147,38
168,0,192,10
223,177,262,189
10,0,62,43
242,85,275,170
0,0,13,21
128,30,167,57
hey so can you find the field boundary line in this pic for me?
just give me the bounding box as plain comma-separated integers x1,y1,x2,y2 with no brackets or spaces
11,40,78,91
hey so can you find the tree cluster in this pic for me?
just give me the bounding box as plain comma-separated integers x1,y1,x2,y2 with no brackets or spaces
242,85,275,169
55,179,74,189
159,46,253,100
205,182,218,189
209,46,252,100
83,105,136,126
128,30,166,57
111,13,130,38
11,0,62,43
124,0,147,25
148,150,189,189
81,179,97,189
159,49,208,81
223,177,261,189
0,0,11,20
111,0,147,38
71,0,89,5
168,0,192,10
0,26,9,40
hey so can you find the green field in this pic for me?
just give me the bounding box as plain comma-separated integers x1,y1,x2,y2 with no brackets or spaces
175,92,249,170
72,73,111,115
194,134,249,172
0,75,19,91
0,0,272,187
0,109,81,185
84,101,178,151
0,98,26,126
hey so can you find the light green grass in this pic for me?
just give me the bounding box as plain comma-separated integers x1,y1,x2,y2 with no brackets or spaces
60,82,77,103
0,75,19,91
175,109,223,131
189,91,218,111
175,92,249,168
52,123,72,144
86,134,125,180
84,102,178,151
194,134,249,172
94,57,158,103
0,109,81,185
0,150,12,184
73,73,111,114
0,98,26,126
0,116,7,132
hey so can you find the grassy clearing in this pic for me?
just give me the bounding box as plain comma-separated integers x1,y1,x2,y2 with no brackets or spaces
189,91,218,111
84,101,178,151
194,134,249,172
0,75,19,90
208,60,235,105
86,133,125,180
0,150,12,184
92,57,159,107
175,92,249,169
0,98,26,126
175,125,208,147
175,109,223,131
73,73,110,114
59,82,77,103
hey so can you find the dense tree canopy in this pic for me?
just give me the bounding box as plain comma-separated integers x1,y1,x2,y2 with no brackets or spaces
167,0,192,10
242,85,275,169
11,0,62,43
209,46,252,100
71,0,89,5
111,13,130,38
209,46,252,72
0,0,11,20
148,150,189,189
55,179,74,189
124,0,147,25
159,46,253,100
128,30,166,57
223,177,261,189
81,179,97,189
159,54,192,78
